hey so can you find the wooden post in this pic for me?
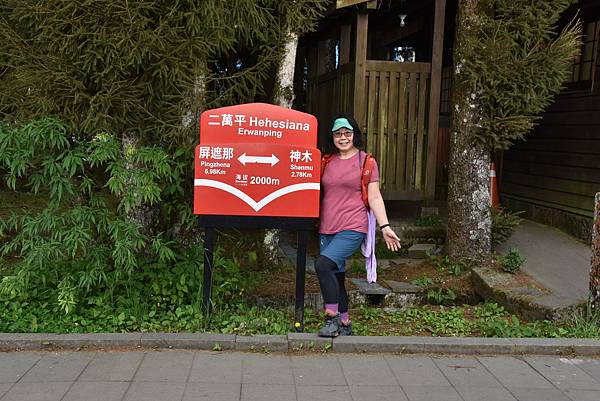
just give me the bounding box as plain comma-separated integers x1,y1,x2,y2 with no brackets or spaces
589,192,600,316
339,25,351,65
425,0,447,200
353,13,369,132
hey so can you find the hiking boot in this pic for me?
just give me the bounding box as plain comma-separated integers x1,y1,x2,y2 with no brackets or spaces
339,321,353,336
318,313,341,337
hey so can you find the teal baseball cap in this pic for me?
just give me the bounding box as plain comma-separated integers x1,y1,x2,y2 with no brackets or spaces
331,117,353,133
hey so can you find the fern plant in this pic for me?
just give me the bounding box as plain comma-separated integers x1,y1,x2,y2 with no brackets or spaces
0,118,188,312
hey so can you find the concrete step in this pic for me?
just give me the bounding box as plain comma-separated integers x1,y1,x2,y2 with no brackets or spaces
408,243,437,259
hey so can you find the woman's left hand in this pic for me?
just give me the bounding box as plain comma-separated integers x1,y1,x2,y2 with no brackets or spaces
382,227,401,252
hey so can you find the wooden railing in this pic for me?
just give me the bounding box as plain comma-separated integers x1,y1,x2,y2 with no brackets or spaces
306,60,432,199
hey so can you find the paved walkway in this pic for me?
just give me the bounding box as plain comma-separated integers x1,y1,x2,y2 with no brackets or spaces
497,219,591,302
1,350,600,401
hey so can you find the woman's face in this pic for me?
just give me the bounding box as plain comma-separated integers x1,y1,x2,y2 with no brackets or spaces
332,128,355,152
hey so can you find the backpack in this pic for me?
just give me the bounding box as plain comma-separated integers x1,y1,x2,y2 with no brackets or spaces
320,151,376,209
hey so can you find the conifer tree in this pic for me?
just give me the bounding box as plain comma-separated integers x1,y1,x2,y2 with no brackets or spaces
448,0,580,263
0,0,327,232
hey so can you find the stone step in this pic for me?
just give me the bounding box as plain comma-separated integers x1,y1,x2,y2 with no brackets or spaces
350,278,391,295
383,280,425,294
400,225,446,241
408,243,438,259
420,206,439,217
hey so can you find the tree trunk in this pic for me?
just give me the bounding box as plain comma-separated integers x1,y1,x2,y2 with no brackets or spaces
589,192,600,316
274,28,299,109
260,27,301,267
122,131,154,236
447,0,492,265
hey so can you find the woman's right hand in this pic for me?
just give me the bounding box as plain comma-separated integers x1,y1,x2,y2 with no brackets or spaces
382,226,401,252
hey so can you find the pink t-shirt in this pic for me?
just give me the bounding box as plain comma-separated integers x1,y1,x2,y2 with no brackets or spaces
319,151,379,234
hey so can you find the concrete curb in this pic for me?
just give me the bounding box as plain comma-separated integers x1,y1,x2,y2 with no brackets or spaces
1,333,599,355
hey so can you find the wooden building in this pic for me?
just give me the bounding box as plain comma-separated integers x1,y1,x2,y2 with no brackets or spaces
295,0,451,202
296,0,598,242
501,0,600,242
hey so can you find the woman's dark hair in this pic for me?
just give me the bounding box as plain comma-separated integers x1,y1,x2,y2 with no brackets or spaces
324,114,363,154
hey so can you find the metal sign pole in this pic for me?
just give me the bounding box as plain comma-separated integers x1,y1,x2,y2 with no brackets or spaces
202,227,215,323
295,230,308,332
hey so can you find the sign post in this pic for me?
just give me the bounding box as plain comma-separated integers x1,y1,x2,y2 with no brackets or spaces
194,103,320,331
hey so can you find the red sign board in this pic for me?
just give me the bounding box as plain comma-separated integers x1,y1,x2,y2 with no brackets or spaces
200,103,317,146
194,104,320,218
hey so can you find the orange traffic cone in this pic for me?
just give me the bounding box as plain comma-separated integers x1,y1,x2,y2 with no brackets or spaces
490,162,500,208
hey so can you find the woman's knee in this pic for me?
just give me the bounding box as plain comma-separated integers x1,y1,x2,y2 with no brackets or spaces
315,255,337,274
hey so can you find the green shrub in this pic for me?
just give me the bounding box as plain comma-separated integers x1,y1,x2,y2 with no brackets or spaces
429,254,467,276
411,277,433,287
491,208,523,245
499,248,525,273
426,288,457,305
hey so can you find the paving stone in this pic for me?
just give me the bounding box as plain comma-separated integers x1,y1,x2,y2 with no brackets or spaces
433,356,504,388
0,383,12,399
291,355,346,386
288,333,331,352
384,280,425,294
188,351,243,383
0,352,42,383
1,382,71,401
350,278,391,295
296,385,352,401
524,356,600,390
455,386,517,401
242,354,293,385
577,359,600,382
62,381,129,401
385,356,450,386
21,352,94,382
407,244,437,259
235,335,288,352
401,385,463,401
133,351,194,382
350,385,408,401
242,383,296,401
123,382,185,401
338,354,398,386
477,356,554,389
183,382,241,401
563,389,600,401
507,387,572,401
0,333,43,350
79,352,144,381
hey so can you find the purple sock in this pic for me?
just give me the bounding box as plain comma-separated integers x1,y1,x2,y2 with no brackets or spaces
341,312,350,324
324,304,338,315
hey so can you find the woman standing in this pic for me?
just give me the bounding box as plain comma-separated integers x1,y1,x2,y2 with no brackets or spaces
316,115,401,337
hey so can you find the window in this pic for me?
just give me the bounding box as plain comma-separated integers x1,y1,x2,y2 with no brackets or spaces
567,20,599,88
391,46,416,62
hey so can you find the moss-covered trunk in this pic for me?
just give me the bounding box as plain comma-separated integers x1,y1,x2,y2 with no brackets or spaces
447,0,492,265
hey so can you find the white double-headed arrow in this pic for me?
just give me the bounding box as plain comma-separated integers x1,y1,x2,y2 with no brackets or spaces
237,153,279,166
